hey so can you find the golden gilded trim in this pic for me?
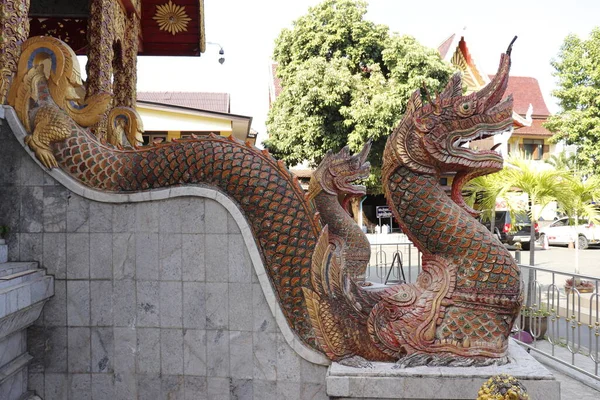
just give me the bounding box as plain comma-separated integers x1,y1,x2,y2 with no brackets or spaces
153,1,191,35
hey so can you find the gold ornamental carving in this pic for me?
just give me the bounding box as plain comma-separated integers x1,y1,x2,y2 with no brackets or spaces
153,1,191,35
0,0,31,104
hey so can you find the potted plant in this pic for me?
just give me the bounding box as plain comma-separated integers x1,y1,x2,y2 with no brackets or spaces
519,305,550,339
0,226,9,264
565,278,595,293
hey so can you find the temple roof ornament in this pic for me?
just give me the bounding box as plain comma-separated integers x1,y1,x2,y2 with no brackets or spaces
153,0,192,35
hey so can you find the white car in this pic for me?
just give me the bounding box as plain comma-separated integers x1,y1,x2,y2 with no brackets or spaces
539,217,600,249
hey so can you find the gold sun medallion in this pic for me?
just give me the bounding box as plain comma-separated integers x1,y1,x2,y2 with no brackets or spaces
153,1,192,35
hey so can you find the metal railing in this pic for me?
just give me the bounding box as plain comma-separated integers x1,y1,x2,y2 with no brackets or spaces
366,242,600,381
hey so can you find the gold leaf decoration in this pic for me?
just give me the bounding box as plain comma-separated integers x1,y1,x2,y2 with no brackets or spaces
153,1,192,35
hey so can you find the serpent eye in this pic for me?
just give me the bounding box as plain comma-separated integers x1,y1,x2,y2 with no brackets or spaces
456,100,476,117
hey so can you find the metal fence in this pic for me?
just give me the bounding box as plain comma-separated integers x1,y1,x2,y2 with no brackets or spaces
367,242,600,381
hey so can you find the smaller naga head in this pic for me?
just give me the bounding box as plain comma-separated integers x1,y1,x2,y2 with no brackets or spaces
384,38,517,215
308,141,371,200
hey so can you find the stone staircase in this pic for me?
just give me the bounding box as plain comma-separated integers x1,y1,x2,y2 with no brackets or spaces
0,262,53,400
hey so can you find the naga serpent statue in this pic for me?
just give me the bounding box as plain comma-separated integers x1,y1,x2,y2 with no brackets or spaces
8,35,521,367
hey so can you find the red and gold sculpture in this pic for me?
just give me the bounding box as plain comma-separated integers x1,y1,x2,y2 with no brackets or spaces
7,33,521,366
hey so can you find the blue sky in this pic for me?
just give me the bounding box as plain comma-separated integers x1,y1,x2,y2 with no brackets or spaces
136,0,600,144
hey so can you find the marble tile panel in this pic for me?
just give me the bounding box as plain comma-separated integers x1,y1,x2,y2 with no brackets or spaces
44,279,67,326
136,233,159,280
158,201,182,233
135,202,159,233
206,377,229,400
6,231,19,262
19,186,43,232
114,372,137,400
91,280,113,326
277,382,301,400
230,378,253,400
6,287,17,314
17,283,31,309
137,374,161,399
44,373,68,400
28,372,45,399
205,234,228,282
26,326,46,373
159,233,182,280
43,232,66,279
113,327,137,374
227,213,241,234
160,281,182,327
300,383,328,400
254,380,278,400
182,234,205,281
91,373,116,400
252,283,276,333
228,234,252,283
179,197,205,233
68,327,91,373
277,333,302,382
253,332,277,381
161,329,184,375
228,283,253,331
112,233,135,279
184,376,207,400
68,373,91,400
89,202,113,233
0,292,5,319
205,199,228,234
0,188,20,233
67,280,90,326
17,153,44,186
300,358,327,384
66,232,90,279
205,282,228,330
229,331,253,379
136,280,159,327
41,327,68,373
136,328,160,374
19,233,42,262
112,203,136,233
183,329,206,376
112,279,136,327
90,233,113,279
66,193,89,233
91,327,113,373
183,282,206,329
206,330,229,377
161,375,184,399
43,186,67,232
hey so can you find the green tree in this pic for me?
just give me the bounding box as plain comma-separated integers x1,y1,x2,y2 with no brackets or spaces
265,0,454,193
545,28,600,175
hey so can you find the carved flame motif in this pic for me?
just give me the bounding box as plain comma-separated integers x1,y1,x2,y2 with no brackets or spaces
153,1,191,35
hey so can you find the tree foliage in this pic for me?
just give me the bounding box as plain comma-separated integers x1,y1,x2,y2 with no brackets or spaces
545,28,600,175
265,0,454,193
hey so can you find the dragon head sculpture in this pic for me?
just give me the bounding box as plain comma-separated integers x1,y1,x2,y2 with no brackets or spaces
308,141,371,201
384,38,516,216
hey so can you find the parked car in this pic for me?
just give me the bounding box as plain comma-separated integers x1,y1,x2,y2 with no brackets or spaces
480,211,539,250
539,217,600,249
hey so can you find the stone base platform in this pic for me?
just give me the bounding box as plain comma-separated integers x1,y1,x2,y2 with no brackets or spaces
326,340,559,400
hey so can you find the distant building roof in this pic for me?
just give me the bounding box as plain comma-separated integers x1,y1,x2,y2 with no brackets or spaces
490,75,550,117
437,34,456,60
137,92,230,113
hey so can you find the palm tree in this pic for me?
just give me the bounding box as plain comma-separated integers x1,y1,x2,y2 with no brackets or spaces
502,155,570,266
464,172,510,236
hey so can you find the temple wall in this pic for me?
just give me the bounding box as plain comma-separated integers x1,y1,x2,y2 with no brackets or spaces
0,109,328,400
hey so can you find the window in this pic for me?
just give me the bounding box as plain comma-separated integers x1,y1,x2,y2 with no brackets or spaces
522,139,545,160
142,131,168,145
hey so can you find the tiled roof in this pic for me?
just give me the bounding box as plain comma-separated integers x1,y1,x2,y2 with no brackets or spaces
290,169,313,179
489,75,550,117
437,34,456,59
513,118,553,137
137,92,230,113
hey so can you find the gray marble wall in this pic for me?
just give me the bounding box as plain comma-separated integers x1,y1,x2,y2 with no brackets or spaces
0,117,328,399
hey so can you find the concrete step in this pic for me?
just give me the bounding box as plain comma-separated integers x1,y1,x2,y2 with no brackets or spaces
0,262,38,278
0,269,45,290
